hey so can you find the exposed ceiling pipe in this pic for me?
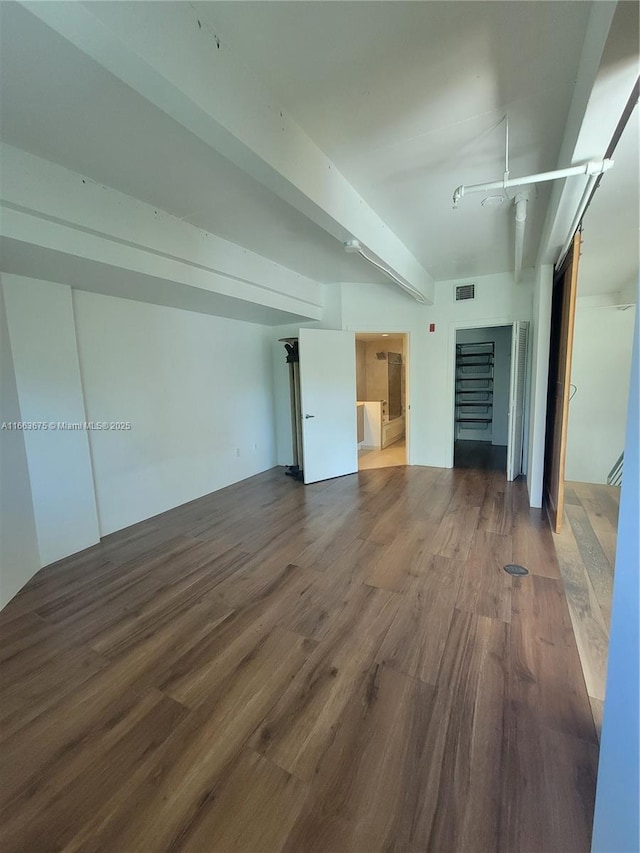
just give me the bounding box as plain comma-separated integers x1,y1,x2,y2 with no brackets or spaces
343,239,426,303
503,115,510,186
452,159,614,208
514,192,529,284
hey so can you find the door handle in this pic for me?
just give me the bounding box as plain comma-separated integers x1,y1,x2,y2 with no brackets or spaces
304,414,315,419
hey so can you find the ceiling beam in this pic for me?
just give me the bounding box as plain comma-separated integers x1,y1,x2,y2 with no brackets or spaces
1,144,323,325
20,1,434,304
537,0,639,267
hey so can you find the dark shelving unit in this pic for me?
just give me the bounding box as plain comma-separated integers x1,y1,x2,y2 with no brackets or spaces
457,402,494,408
455,341,494,437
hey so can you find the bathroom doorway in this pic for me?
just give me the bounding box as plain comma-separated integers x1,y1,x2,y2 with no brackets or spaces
355,333,408,470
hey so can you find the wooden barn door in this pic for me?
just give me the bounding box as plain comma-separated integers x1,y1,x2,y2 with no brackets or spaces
544,232,581,532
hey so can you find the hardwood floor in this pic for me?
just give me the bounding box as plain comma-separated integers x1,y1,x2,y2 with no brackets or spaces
0,466,598,852
454,439,507,471
553,481,620,739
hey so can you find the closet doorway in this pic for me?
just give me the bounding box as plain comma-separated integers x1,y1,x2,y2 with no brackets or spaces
452,322,528,479
355,333,408,470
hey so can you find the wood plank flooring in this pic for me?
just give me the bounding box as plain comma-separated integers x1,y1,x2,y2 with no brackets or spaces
0,466,598,852
553,481,620,739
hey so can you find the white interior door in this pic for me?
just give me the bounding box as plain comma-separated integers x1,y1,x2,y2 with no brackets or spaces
507,321,529,481
299,328,358,484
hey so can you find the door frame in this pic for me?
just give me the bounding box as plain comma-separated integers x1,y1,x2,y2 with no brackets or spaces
506,321,530,481
349,328,411,465
446,318,531,471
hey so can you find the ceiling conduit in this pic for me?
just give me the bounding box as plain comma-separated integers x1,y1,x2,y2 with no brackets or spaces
452,116,614,281
514,192,529,284
343,239,426,303
452,159,614,209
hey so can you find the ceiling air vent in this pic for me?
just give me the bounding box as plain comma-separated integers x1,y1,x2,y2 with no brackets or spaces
455,284,475,302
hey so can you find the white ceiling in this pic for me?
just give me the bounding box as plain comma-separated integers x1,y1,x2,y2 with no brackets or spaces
578,104,639,299
1,0,623,290
198,1,593,279
0,2,387,286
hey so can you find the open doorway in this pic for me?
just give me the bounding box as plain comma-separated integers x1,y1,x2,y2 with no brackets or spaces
452,321,529,479
453,325,512,472
355,333,407,470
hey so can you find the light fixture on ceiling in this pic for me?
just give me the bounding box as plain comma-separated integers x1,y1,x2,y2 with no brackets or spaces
381,333,389,337
342,239,426,303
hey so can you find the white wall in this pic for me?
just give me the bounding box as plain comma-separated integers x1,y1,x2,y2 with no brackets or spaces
2,275,100,567
341,272,534,468
591,290,639,853
455,325,512,446
73,291,277,535
527,264,553,507
0,282,40,606
356,340,366,400
565,305,635,484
